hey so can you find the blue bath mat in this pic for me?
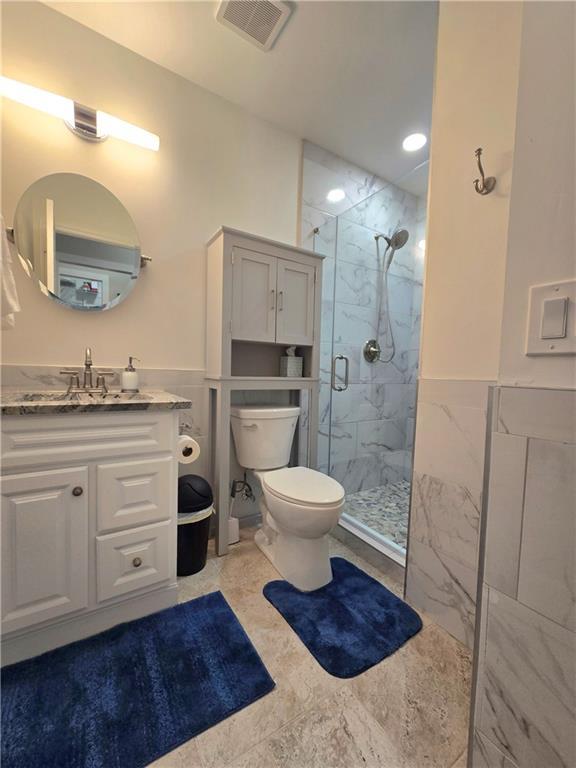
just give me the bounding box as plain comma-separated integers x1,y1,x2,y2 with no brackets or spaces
264,557,422,678
1,592,275,768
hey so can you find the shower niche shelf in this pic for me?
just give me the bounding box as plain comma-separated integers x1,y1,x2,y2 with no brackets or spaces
205,227,324,555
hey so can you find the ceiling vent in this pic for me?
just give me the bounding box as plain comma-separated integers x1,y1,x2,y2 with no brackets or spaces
216,0,292,51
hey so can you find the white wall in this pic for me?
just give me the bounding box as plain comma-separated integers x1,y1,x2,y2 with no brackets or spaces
419,1,523,381
406,1,526,649
1,2,301,370
498,1,576,389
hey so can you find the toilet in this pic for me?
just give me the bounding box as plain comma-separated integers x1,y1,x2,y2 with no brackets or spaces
230,405,345,591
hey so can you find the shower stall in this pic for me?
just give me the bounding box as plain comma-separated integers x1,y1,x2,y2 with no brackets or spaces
314,183,426,564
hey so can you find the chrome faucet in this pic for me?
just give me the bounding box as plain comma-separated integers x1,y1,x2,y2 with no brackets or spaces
60,348,114,395
83,347,94,389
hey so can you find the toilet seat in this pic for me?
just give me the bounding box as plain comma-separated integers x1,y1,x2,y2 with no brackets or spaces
261,466,344,508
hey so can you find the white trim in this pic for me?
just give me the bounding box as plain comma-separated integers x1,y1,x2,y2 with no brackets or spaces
338,514,406,567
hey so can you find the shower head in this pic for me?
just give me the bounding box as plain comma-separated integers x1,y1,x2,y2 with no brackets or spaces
385,229,409,250
374,229,409,250
375,229,410,271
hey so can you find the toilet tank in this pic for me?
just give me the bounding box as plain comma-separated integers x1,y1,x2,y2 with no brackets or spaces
230,405,300,470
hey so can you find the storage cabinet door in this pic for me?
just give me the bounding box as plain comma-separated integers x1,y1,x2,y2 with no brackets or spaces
1,466,89,633
232,248,277,342
276,259,315,346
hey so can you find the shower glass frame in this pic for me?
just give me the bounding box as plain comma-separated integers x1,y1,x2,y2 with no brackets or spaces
313,183,426,566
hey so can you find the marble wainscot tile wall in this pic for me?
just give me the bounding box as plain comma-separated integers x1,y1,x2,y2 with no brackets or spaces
302,141,426,509
0,364,210,482
471,386,576,768
405,379,491,649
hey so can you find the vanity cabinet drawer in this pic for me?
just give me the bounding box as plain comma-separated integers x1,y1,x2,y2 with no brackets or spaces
96,521,172,602
97,456,173,533
1,412,175,470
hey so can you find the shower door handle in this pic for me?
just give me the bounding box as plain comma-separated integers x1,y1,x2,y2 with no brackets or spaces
331,354,349,392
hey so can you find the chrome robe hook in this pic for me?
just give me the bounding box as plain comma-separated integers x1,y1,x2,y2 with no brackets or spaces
473,147,496,195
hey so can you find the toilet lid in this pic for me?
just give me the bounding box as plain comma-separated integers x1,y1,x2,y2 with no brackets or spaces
262,467,344,507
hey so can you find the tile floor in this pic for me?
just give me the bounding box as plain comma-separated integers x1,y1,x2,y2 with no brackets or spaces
345,481,410,549
151,528,471,768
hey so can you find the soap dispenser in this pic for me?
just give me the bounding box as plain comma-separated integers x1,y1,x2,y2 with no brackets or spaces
121,357,140,393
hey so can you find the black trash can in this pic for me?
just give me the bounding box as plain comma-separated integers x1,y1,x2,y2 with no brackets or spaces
177,474,214,577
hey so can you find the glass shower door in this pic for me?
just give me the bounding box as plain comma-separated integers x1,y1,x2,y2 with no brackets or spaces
315,184,425,564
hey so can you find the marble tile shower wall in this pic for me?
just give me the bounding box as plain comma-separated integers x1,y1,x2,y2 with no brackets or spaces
0,365,210,481
405,379,490,649
300,141,425,496
471,386,576,768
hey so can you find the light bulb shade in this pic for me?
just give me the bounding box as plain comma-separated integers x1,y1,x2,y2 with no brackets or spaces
1,77,160,151
0,76,74,124
97,111,159,151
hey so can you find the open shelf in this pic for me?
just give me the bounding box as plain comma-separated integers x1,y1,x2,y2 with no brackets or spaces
231,340,313,378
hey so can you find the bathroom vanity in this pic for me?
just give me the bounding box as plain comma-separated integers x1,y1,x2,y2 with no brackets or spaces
0,391,190,665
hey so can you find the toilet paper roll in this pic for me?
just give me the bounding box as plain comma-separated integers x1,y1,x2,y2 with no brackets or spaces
177,435,201,464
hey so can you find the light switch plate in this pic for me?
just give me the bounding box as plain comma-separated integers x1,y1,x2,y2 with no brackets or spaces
526,279,576,355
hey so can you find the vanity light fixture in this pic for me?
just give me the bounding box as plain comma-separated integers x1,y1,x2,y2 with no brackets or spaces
402,133,427,152
0,77,160,152
326,188,346,203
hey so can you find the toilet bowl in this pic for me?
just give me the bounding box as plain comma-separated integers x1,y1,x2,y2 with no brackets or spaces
230,406,345,591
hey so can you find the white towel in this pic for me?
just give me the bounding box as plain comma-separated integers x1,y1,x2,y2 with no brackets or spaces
1,214,21,329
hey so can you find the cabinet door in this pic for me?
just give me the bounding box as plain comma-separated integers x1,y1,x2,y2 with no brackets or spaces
232,248,277,342
276,259,315,346
1,466,88,633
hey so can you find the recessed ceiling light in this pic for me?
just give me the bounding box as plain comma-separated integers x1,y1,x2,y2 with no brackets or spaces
418,239,426,250
402,133,427,152
326,188,346,203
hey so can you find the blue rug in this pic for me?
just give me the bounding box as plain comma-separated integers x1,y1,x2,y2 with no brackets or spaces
263,557,422,678
1,592,275,768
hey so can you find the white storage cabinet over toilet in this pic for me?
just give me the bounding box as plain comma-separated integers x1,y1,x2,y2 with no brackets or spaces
1,406,184,665
205,228,324,556
231,248,315,346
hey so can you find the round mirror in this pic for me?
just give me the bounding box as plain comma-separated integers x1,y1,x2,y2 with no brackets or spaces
13,173,141,311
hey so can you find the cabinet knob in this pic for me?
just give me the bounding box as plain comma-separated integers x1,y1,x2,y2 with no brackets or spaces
132,557,143,568
72,486,84,497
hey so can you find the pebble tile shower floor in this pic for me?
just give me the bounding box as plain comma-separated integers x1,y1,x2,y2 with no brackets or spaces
344,481,411,549
151,528,471,768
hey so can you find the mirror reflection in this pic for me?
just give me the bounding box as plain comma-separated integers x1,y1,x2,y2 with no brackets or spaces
14,173,140,311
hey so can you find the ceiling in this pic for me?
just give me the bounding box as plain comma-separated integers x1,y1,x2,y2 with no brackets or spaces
47,1,437,195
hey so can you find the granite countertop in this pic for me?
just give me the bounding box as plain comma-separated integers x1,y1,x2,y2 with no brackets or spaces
1,390,192,415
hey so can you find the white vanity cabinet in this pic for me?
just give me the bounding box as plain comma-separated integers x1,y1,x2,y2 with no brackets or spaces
0,407,183,665
231,247,316,346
